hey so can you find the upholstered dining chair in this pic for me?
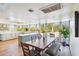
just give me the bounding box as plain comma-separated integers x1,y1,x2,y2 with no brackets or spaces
21,42,41,56
45,41,60,56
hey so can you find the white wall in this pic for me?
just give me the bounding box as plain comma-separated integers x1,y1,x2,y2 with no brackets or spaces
70,4,79,56
45,3,79,56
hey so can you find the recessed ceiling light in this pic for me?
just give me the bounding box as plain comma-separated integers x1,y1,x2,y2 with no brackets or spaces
28,9,34,12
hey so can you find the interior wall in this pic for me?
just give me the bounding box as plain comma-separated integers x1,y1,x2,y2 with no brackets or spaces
45,3,79,56
70,4,79,56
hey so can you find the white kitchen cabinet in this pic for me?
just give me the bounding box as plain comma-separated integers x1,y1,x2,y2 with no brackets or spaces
0,32,19,41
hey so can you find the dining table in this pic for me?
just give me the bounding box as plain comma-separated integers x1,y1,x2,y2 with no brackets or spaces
24,35,56,55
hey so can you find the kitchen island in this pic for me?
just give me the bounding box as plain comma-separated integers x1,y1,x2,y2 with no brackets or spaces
18,32,39,45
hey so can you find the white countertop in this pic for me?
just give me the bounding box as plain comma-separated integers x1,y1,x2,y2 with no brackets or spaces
19,32,38,36
0,31,19,34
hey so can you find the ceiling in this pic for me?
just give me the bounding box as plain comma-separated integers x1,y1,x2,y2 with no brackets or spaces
0,3,50,12
0,3,50,18
0,3,73,24
0,3,52,24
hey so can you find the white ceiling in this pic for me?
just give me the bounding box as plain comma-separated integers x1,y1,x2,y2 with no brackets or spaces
0,3,74,24
0,3,50,18
0,3,52,24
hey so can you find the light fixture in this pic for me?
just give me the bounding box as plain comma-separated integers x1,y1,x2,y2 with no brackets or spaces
28,9,34,12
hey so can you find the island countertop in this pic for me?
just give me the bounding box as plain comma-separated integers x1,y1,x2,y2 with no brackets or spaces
19,32,39,36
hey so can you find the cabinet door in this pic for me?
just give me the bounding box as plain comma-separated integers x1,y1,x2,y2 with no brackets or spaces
1,34,6,40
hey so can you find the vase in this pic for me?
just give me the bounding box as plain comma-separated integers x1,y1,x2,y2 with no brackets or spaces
43,33,47,40
62,41,67,46
62,37,69,47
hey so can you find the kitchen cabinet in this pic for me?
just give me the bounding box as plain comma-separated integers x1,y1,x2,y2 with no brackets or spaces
0,32,19,41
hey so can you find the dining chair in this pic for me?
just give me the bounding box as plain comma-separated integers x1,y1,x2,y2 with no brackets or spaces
21,42,41,56
45,41,60,56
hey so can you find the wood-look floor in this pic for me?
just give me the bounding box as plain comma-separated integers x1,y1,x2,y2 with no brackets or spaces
0,39,71,56
0,39,23,56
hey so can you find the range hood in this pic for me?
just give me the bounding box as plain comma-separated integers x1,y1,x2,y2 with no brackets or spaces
40,3,63,13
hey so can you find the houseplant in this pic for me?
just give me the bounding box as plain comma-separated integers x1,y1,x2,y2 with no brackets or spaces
47,23,52,32
40,24,46,40
53,25,59,32
17,25,22,31
30,26,35,32
24,26,28,32
59,25,70,46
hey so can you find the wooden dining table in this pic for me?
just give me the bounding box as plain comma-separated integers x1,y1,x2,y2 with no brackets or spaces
24,36,56,55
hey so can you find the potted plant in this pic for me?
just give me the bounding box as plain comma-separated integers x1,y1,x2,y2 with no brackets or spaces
47,23,52,32
17,25,22,31
30,26,35,32
25,27,28,31
59,25,70,46
40,24,46,40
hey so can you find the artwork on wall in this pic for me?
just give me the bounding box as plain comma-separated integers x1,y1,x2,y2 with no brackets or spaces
75,11,79,37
